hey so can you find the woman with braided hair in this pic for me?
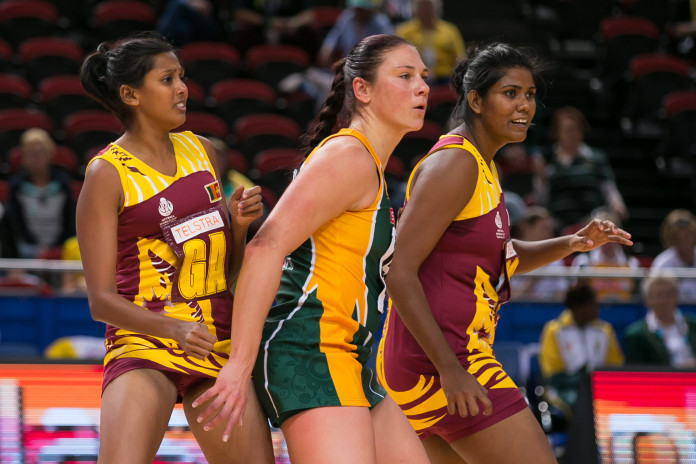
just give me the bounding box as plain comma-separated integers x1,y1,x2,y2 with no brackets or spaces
195,33,431,463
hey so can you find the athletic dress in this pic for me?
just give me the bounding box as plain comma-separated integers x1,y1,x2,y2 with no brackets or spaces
377,134,527,443
252,128,394,427
89,131,234,398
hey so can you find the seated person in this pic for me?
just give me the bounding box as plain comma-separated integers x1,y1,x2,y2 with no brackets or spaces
532,107,627,231
539,283,624,411
624,270,696,368
395,0,465,85
571,209,641,302
317,0,393,67
510,206,569,301
651,208,696,302
6,128,75,259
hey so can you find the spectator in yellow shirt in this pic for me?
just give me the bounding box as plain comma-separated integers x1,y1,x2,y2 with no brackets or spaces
396,0,465,84
538,283,624,411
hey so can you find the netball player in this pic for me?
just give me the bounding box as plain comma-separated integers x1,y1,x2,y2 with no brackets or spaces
377,42,632,464
77,32,273,463
194,34,431,464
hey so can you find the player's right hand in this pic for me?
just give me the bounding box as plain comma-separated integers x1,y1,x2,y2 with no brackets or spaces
175,321,216,360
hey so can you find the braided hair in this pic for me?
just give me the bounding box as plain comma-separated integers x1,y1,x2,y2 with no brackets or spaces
301,34,412,156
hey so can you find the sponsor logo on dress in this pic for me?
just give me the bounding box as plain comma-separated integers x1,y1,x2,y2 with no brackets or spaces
171,210,224,243
495,210,505,239
158,197,174,217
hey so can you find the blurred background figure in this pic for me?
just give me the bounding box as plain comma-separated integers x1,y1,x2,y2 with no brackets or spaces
156,0,219,46
651,208,696,302
44,335,105,360
6,128,75,260
233,0,314,51
317,0,393,67
571,208,641,302
60,235,86,294
510,206,569,301
395,0,465,85
538,283,624,411
667,0,696,61
532,106,628,232
624,271,696,368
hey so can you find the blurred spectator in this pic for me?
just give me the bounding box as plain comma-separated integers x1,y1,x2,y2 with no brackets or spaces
317,0,394,67
651,208,696,302
234,0,314,49
538,283,624,410
44,335,105,360
624,270,696,367
571,208,640,302
533,107,628,231
395,0,465,85
510,206,569,301
60,236,86,294
383,0,413,23
156,0,219,46
667,0,696,61
496,142,536,201
6,129,75,259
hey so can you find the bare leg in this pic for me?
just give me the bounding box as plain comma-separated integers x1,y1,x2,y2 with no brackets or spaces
183,378,274,464
422,434,468,464
371,396,430,464
98,369,177,464
282,406,378,464
450,407,557,464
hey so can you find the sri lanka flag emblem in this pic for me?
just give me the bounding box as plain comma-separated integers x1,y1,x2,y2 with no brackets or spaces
205,181,222,202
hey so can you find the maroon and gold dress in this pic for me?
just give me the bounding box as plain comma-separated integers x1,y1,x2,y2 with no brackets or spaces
88,131,234,397
377,135,526,442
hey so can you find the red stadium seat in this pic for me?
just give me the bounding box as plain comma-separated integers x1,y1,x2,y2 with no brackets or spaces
0,108,53,158
179,41,241,91
19,37,84,86
234,114,302,160
0,0,58,48
38,75,100,125
92,0,156,42
63,110,122,161
210,79,276,128
246,44,311,90
175,111,228,140
0,74,32,111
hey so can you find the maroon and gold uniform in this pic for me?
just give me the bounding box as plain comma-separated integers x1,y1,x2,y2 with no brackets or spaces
377,135,526,442
88,131,234,397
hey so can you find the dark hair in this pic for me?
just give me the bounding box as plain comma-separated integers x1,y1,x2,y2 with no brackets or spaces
80,31,176,127
300,34,412,155
548,106,590,142
449,42,545,129
564,282,597,310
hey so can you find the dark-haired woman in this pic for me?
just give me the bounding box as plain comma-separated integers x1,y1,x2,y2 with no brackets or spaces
376,42,633,463
77,32,274,463
195,34,431,463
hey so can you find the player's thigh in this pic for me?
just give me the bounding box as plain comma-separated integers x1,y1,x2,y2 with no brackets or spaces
282,406,377,464
182,378,274,464
98,368,177,464
422,434,469,464
371,395,430,464
450,407,556,464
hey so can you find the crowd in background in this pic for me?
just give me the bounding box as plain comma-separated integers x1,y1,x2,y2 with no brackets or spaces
1,0,696,460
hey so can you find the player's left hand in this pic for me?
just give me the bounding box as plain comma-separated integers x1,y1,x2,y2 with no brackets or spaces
228,185,263,229
569,218,633,252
